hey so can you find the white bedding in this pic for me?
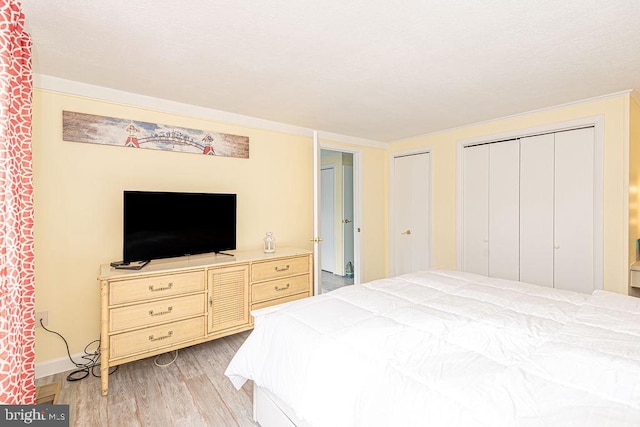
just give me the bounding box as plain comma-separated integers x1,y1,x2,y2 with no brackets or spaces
225,270,640,426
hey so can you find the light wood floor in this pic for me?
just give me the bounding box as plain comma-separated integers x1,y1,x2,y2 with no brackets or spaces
35,331,255,426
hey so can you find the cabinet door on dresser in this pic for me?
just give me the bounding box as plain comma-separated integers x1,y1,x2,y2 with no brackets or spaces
207,264,250,334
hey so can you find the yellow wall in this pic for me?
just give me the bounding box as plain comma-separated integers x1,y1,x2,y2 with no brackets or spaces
33,89,388,363
390,94,630,294
29,90,368,364
359,147,388,282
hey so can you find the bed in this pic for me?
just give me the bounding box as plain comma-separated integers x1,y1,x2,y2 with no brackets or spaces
225,270,640,426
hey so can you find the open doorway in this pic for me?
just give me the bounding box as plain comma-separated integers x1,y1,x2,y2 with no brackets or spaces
320,149,355,293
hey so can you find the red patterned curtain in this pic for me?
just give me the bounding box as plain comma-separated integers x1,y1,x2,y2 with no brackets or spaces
0,0,34,405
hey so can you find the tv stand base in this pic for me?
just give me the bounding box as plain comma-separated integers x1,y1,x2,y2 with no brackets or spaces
215,251,234,257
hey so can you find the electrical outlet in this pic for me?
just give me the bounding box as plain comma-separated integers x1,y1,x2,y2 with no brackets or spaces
35,311,48,328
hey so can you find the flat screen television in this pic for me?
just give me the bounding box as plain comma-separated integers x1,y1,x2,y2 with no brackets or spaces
123,191,236,264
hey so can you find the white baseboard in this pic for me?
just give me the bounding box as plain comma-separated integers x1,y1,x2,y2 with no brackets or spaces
35,353,84,379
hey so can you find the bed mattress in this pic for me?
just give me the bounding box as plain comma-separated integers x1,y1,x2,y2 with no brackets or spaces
225,270,640,426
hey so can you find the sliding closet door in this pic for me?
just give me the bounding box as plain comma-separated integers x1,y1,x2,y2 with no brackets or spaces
488,140,520,280
462,145,489,276
520,134,554,287
554,128,594,293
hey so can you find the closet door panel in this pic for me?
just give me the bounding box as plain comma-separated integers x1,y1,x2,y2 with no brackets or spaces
488,140,520,281
554,128,594,293
520,134,554,288
462,145,489,276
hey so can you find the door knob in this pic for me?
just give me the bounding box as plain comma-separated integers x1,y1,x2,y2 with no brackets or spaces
401,229,411,235
343,219,351,224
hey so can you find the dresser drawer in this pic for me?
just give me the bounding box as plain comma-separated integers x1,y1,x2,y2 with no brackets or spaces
109,316,205,360
251,292,309,312
251,256,309,282
252,274,310,303
109,293,205,332
109,271,204,305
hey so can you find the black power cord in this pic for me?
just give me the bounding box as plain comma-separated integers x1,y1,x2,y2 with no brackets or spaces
39,318,118,381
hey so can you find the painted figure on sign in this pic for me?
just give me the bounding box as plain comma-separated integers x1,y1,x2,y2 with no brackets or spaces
124,121,140,148
202,134,216,155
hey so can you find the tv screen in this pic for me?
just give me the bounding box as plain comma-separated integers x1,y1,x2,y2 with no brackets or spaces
123,191,236,263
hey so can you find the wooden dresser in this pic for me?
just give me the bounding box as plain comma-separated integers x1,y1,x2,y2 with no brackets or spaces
98,248,312,395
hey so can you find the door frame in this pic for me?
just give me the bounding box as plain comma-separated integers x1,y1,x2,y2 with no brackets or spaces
342,163,355,277
312,132,321,295
313,138,363,295
389,147,433,276
455,115,604,290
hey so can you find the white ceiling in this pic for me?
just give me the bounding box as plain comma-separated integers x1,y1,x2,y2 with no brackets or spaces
21,0,640,142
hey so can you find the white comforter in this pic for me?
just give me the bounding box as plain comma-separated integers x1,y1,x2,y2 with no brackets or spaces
225,270,640,426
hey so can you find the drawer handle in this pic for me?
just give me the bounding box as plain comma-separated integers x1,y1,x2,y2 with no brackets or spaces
149,283,173,292
149,331,173,342
275,283,290,291
275,265,290,272
149,306,173,317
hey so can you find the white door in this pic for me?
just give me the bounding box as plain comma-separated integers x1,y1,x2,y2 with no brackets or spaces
459,123,601,292
342,164,354,273
320,166,335,273
554,127,595,293
519,133,555,287
462,145,489,276
391,152,431,275
488,140,520,280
